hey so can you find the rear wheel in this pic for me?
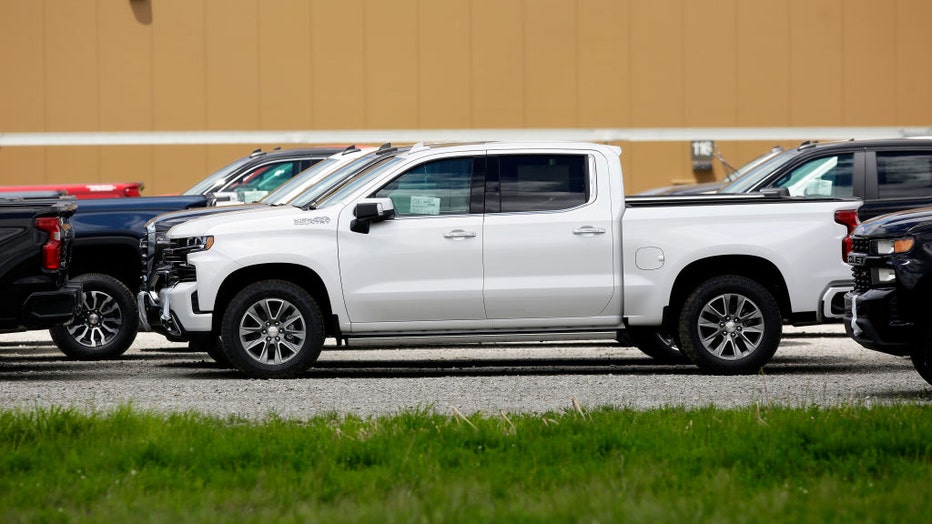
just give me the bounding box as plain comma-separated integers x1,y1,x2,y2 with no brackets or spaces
220,280,324,379
677,275,782,374
50,273,138,360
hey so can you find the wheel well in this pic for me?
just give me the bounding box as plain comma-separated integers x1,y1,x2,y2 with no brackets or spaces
70,244,141,293
664,255,791,329
213,264,334,336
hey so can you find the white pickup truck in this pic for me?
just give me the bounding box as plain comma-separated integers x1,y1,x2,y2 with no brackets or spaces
146,141,860,378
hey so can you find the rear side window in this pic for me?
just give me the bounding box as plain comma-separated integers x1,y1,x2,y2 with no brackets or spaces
495,154,589,212
877,152,932,199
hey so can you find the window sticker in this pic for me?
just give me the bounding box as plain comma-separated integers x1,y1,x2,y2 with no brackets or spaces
410,195,441,215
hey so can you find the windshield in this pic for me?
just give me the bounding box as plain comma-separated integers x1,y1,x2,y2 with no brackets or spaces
293,155,405,209
260,157,339,204
721,146,784,183
718,148,804,194
182,156,254,196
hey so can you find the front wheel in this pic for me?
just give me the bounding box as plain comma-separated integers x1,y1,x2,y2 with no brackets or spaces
188,334,233,368
677,275,782,374
50,273,139,360
911,327,932,386
621,327,690,364
220,280,325,379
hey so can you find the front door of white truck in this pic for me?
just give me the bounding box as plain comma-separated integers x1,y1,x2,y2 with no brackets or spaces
337,156,487,328
481,152,617,321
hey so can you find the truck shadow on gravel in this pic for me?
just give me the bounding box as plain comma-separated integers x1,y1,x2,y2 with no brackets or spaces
166,354,912,380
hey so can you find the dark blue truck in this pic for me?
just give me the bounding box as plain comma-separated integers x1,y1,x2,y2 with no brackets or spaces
49,147,340,359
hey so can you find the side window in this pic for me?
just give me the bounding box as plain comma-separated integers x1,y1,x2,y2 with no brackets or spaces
374,157,475,217
770,154,853,197
225,161,303,203
497,154,589,212
877,152,932,199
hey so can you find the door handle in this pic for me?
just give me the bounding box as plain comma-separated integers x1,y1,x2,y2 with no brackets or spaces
443,229,477,239
573,226,606,236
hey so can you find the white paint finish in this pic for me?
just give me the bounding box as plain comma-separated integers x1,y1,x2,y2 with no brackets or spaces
337,213,485,324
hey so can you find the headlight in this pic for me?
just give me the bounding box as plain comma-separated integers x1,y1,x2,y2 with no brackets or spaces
177,235,214,252
164,236,214,263
873,237,914,255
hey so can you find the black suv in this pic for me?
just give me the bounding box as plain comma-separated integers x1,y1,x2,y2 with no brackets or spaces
844,206,932,385
718,138,932,221
183,147,343,204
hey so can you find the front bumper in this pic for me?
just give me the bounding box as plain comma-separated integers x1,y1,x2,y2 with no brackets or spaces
844,288,916,356
137,282,213,340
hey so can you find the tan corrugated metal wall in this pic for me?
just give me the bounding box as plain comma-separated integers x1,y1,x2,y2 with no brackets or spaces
1,0,930,194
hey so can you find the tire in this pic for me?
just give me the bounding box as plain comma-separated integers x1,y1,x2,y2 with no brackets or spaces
188,334,233,368
621,327,691,364
911,327,932,386
50,273,139,360
677,275,782,375
220,280,325,379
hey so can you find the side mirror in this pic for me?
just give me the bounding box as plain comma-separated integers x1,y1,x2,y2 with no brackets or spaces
351,198,396,234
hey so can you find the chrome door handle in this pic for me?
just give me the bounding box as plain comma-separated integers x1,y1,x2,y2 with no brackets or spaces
443,229,477,239
573,226,606,236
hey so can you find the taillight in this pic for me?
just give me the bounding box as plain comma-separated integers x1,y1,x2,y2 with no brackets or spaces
834,208,860,262
34,216,62,270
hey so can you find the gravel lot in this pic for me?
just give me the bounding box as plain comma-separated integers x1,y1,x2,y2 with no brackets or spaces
1,325,929,420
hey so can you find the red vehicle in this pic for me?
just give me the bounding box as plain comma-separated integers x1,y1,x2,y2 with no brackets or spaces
0,182,144,199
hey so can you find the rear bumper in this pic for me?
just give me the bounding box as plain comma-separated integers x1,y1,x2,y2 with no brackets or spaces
21,282,82,329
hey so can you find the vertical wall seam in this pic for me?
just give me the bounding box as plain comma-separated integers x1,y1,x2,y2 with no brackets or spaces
468,0,474,128
362,0,368,129
96,0,101,182
415,0,420,128
574,0,579,127
314,0,317,129
520,0,526,126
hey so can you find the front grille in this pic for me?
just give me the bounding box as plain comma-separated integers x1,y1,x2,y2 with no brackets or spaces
851,236,869,256
852,266,871,292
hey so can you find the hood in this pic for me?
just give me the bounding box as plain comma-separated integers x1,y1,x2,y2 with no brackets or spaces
854,205,932,238
148,203,266,233
168,204,334,238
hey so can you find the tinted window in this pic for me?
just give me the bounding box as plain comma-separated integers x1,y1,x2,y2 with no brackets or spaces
220,160,309,203
877,151,932,199
374,157,476,216
497,154,588,212
770,154,853,197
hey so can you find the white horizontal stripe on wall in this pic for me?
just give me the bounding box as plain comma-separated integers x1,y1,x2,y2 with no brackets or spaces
1,127,931,147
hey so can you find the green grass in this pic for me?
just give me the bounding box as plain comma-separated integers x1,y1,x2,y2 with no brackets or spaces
1,403,930,523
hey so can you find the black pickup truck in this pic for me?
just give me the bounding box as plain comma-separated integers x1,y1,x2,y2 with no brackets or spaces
48,146,340,360
844,206,932,386
0,196,81,333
